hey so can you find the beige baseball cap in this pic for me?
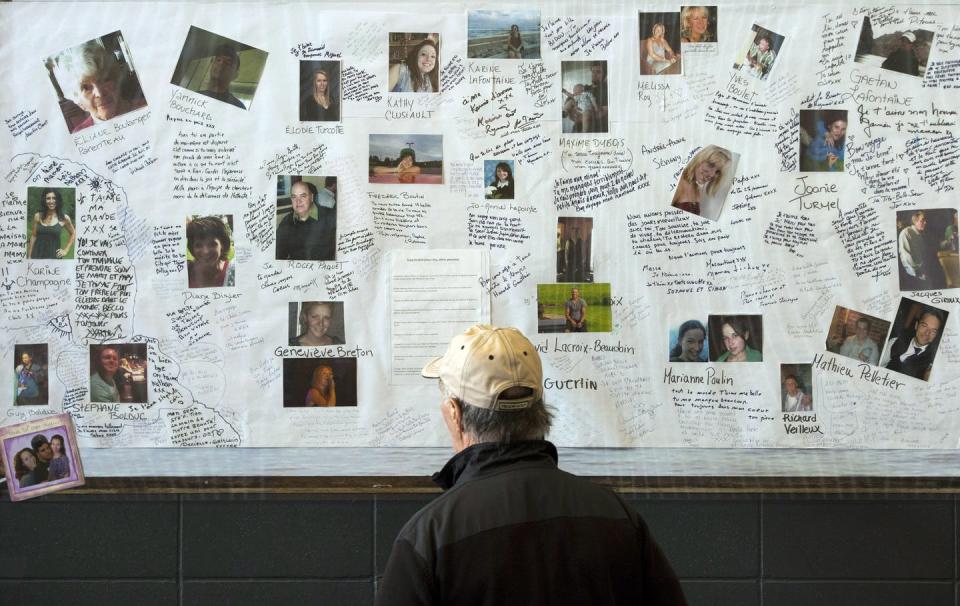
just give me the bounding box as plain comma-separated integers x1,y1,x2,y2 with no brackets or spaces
421,325,543,411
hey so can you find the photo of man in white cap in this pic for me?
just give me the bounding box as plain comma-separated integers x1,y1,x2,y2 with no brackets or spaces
377,324,686,605
881,31,920,76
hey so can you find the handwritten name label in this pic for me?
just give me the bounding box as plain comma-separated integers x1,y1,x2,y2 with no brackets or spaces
169,90,214,123
385,97,434,120
275,345,373,358
663,367,733,386
286,123,344,135
783,412,823,435
468,63,514,86
560,138,631,171
788,176,840,217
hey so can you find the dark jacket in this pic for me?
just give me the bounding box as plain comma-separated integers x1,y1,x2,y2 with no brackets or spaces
377,440,686,606
276,212,335,261
885,336,935,379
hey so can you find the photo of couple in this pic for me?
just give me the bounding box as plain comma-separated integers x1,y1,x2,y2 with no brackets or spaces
1,414,84,501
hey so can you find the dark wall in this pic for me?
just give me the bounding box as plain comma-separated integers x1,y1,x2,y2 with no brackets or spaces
1,489,957,605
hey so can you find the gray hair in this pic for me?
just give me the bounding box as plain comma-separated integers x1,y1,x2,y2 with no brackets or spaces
55,40,126,101
441,381,553,443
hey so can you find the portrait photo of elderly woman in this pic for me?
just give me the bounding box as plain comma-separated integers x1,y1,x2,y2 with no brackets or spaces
44,31,147,134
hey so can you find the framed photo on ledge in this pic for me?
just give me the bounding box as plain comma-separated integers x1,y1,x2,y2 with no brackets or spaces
1,413,85,502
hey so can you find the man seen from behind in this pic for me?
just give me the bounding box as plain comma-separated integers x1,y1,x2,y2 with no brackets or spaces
377,324,686,605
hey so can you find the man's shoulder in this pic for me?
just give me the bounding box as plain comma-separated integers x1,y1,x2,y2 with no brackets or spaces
395,464,637,552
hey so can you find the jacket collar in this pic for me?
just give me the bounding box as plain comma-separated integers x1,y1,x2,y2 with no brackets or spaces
432,440,558,490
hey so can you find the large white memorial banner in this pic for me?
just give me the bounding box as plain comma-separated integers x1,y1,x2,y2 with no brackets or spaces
1,2,957,448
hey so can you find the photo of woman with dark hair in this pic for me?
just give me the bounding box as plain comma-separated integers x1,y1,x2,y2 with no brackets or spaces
27,188,75,260
48,434,71,481
670,320,707,362
14,448,42,488
389,36,439,93
186,216,235,288
485,161,515,199
507,25,525,58
710,315,763,362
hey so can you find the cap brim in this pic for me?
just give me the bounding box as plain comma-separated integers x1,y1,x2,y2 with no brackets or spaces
421,355,444,378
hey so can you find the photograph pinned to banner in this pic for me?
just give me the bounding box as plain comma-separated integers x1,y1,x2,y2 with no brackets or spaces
1,413,85,502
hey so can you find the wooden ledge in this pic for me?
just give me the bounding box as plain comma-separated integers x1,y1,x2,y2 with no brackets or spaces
11,475,960,496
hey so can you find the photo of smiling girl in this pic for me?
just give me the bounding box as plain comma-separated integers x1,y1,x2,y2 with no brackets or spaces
389,33,440,93
671,144,739,221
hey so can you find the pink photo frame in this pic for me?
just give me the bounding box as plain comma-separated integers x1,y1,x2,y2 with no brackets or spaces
1,413,85,502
